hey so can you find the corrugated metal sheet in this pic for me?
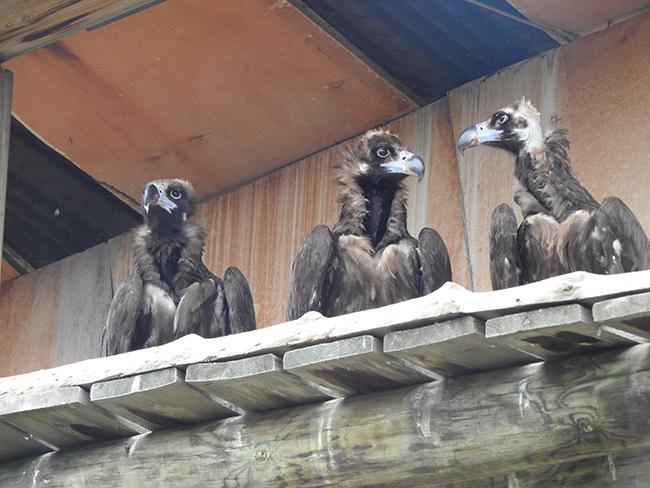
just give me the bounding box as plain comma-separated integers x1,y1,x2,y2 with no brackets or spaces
301,0,559,101
5,119,140,270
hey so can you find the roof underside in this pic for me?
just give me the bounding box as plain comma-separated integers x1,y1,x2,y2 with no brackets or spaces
1,0,649,275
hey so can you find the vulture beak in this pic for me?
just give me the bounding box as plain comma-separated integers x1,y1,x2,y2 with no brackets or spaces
380,150,425,181
457,120,503,152
143,182,177,214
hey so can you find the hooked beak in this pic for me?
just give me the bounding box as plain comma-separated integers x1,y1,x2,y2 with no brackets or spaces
380,150,425,181
457,120,503,152
143,182,177,214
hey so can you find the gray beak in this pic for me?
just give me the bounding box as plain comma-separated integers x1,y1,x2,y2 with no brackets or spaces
457,120,503,152
143,182,177,214
380,150,425,181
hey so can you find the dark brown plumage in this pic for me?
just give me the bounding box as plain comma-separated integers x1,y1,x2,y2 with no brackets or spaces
458,99,650,289
287,129,451,320
102,179,255,355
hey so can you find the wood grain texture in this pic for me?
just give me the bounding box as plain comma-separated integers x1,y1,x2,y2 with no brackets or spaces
384,316,536,376
1,344,649,487
283,335,437,396
593,291,650,339
186,354,331,411
485,304,639,359
0,0,160,61
5,0,414,201
90,367,237,431
0,420,51,462
0,386,137,448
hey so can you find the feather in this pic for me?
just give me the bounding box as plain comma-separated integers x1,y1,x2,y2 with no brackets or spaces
102,179,256,355
460,100,650,290
287,129,451,319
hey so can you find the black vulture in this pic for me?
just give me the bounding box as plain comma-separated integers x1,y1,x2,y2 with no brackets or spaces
287,129,452,320
457,98,650,289
102,179,255,355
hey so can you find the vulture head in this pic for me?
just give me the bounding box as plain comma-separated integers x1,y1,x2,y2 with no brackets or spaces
457,98,544,155
352,129,425,184
141,178,197,231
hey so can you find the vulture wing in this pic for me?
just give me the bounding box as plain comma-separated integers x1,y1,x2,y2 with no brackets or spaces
224,267,257,334
102,274,144,355
286,225,336,320
174,278,228,339
489,203,520,290
585,197,650,273
417,227,452,294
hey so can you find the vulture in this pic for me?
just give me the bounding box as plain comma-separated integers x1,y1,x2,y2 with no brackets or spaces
103,179,255,355
457,98,650,290
287,129,452,320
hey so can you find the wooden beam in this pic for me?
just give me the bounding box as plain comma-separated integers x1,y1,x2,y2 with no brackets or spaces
0,386,138,448
485,304,638,359
0,67,12,287
90,367,238,431
283,335,436,397
186,354,332,412
2,344,649,487
593,291,650,339
3,271,650,400
384,316,537,376
0,1,164,62
0,420,51,463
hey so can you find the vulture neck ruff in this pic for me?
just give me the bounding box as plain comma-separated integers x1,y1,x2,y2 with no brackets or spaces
333,158,409,250
513,129,599,222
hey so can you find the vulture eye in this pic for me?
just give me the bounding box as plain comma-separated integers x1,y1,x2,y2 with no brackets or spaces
169,189,182,200
376,147,390,158
497,113,509,125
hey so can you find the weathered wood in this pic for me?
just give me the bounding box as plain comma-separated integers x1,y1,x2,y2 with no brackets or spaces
593,291,650,339
0,1,162,61
384,316,538,376
283,335,437,397
421,447,650,488
186,354,332,412
90,367,237,431
3,271,650,398
1,345,650,487
0,386,138,448
0,68,12,288
0,420,51,462
53,242,113,366
485,304,640,359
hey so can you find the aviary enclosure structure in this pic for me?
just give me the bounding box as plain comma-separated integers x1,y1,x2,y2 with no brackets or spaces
1,1,650,486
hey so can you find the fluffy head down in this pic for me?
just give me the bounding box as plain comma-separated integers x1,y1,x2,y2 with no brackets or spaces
141,178,197,230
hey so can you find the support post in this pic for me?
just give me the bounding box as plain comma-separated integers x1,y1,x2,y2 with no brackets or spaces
0,66,13,286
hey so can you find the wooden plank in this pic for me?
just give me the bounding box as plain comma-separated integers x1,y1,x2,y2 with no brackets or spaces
53,242,113,366
2,344,650,487
3,270,650,398
186,354,332,412
90,367,237,431
384,316,538,377
0,386,138,448
0,420,51,462
0,68,12,288
593,291,650,339
485,304,640,359
283,335,436,397
0,1,161,61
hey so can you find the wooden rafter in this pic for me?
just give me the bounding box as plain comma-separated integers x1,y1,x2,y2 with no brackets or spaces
0,0,163,62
